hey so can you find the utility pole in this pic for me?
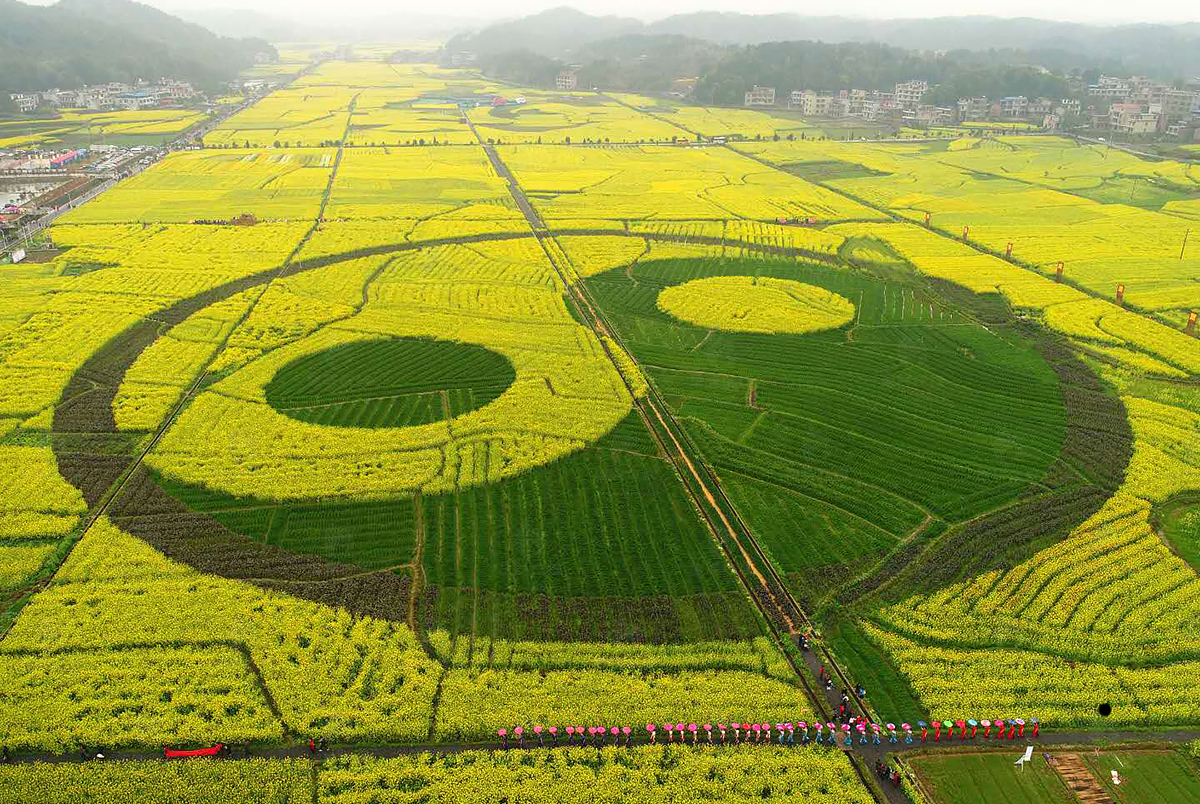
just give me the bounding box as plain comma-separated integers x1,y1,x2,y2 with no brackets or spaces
1183,229,1191,260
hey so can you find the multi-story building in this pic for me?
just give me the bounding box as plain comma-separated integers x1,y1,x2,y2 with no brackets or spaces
1089,75,1133,102
956,96,989,120
996,96,1029,117
894,80,928,109
744,85,776,107
1056,98,1082,117
1027,97,1053,116
789,89,814,110
1109,102,1161,134
914,105,953,125
8,93,38,113
555,71,578,92
115,92,157,111
1156,89,1200,121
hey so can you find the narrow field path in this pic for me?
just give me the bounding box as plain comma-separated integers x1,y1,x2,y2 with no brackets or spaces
1048,753,1116,803
7,726,1200,768
468,123,920,802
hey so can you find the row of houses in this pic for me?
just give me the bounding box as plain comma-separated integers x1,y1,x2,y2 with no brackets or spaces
1085,76,1200,136
745,73,1200,137
9,79,197,113
745,81,931,115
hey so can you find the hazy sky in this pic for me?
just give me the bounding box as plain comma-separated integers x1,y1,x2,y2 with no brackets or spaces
20,0,1200,25
171,0,1200,25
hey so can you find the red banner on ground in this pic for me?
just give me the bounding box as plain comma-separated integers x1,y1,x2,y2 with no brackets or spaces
165,744,223,758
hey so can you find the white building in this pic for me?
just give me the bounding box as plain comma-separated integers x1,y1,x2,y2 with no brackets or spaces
894,80,928,109
956,96,989,120
8,94,38,113
744,85,776,107
555,71,578,92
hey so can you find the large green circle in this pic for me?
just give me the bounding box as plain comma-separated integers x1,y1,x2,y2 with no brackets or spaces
264,337,516,429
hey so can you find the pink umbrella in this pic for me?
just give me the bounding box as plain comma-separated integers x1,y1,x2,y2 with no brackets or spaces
549,726,558,745
534,725,543,746
514,726,524,745
498,728,508,748
718,723,727,743
704,724,712,742
689,723,698,744
665,723,674,742
622,726,631,746
647,723,657,743
752,724,762,743
981,719,991,738
732,723,741,741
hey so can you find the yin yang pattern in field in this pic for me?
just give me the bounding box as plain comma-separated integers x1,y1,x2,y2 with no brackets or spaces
96,243,761,646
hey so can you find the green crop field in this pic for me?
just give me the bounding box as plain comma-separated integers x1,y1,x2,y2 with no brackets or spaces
910,753,1076,804
586,255,1078,604
1084,750,1200,803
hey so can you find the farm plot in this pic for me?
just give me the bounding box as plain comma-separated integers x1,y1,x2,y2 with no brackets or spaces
470,96,683,144
500,144,883,222
347,97,475,145
0,108,206,150
614,94,817,140
318,747,872,804
204,87,354,148
742,137,1200,319
322,145,520,221
909,752,1076,804
58,149,334,223
0,758,312,804
1083,750,1200,803
584,254,1076,604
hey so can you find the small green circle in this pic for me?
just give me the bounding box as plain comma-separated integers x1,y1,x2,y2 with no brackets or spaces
264,338,516,428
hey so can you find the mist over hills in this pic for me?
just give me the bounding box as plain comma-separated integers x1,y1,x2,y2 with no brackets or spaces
0,0,273,94
449,6,1200,81
175,8,484,45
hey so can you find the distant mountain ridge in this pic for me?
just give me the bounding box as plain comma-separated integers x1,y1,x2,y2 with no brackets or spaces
175,8,487,45
0,0,274,95
448,7,1200,80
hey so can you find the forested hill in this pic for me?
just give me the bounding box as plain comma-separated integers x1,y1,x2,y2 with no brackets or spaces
450,7,1200,82
692,42,1076,106
0,0,274,95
